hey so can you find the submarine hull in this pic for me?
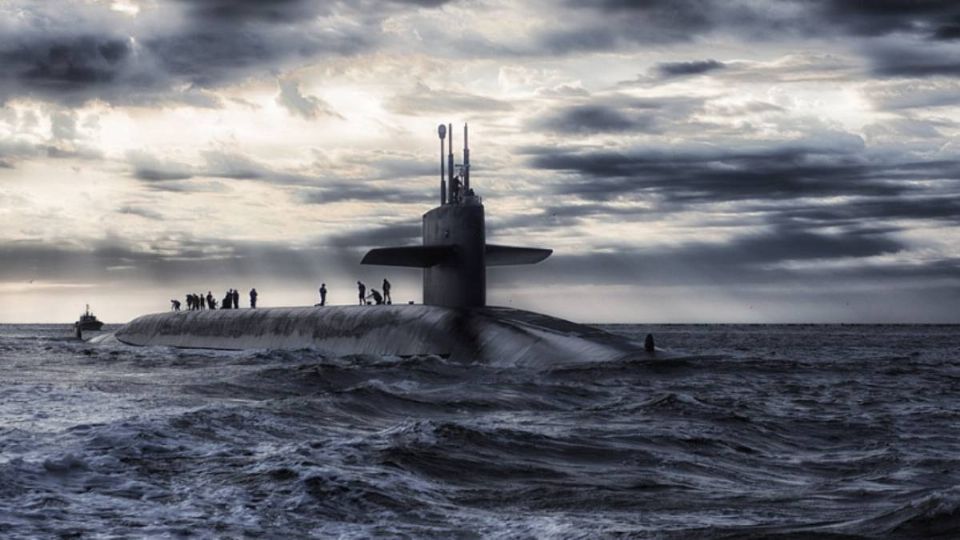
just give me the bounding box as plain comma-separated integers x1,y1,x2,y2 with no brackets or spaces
113,305,645,366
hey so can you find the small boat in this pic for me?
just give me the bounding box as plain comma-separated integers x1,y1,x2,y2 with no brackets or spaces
76,304,104,331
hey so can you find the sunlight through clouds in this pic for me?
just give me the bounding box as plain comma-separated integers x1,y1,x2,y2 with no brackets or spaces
1,0,959,322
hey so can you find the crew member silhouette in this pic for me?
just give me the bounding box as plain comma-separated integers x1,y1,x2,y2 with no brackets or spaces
319,283,327,306
249,288,258,309
222,290,232,309
199,294,205,309
357,281,366,305
206,291,214,310
232,289,240,309
367,289,383,305
450,176,461,203
171,299,181,311
382,279,391,304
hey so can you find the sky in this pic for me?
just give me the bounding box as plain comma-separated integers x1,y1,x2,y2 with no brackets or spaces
1,0,959,324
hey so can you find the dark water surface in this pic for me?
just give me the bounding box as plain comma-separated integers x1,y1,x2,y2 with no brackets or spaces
0,324,958,538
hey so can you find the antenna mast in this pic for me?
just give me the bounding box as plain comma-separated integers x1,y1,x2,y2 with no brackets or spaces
463,123,469,192
447,123,454,203
438,124,447,205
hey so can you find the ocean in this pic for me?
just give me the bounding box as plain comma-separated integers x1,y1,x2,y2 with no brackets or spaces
0,323,957,538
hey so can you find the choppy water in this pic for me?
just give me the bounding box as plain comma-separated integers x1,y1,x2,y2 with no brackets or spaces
0,323,958,538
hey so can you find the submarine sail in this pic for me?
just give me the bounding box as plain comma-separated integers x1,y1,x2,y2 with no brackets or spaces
360,123,552,308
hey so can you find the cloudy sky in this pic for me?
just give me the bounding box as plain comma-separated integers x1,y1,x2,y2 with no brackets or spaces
1,0,959,323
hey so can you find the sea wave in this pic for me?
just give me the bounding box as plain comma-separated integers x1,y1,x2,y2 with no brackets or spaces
0,323,957,537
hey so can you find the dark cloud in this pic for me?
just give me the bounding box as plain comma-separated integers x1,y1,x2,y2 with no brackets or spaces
541,0,717,52
15,37,132,86
631,54,858,88
165,0,455,84
522,138,960,205
518,136,960,298
116,205,165,221
532,105,656,134
2,0,957,112
276,79,342,120
386,0,454,6
200,151,266,181
541,202,652,221
325,223,422,249
0,135,101,167
533,0,960,74
141,0,456,93
768,195,960,227
143,28,368,90
134,168,195,182
128,152,195,181
529,96,701,135
173,0,321,22
864,43,960,78
0,0,451,106
0,35,139,104
142,180,231,194
581,0,960,43
815,0,960,40
491,225,907,290
729,226,901,261
485,203,655,234
127,150,321,186
933,21,960,41
656,59,725,77
3,0,958,110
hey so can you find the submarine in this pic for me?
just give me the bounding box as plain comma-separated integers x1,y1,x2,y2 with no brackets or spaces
111,124,654,365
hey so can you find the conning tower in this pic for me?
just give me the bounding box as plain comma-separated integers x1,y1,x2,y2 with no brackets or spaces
361,124,551,308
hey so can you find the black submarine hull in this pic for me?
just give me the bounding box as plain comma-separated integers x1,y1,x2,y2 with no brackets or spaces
112,305,647,366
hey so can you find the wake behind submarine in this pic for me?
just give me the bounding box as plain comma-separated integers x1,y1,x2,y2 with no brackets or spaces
113,124,656,365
